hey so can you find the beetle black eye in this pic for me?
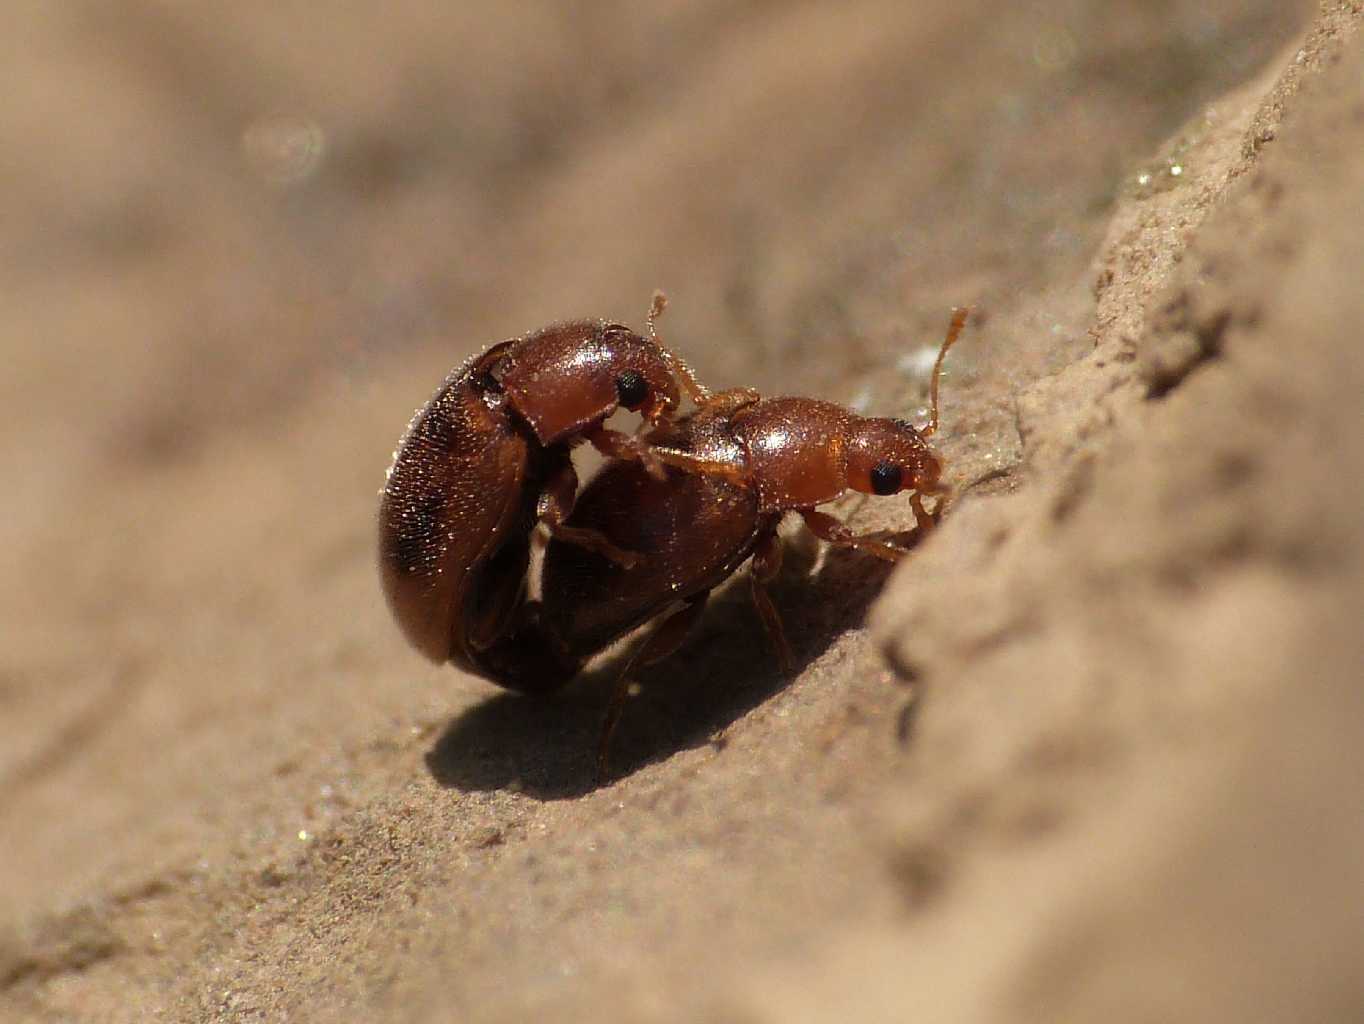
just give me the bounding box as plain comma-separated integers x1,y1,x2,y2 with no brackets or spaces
870,462,903,496
615,370,649,410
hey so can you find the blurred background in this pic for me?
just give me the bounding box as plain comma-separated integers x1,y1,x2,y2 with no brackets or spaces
0,2,1331,1021
0,0,1302,668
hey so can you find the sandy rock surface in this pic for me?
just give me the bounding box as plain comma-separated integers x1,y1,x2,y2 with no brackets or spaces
3,3,1360,1021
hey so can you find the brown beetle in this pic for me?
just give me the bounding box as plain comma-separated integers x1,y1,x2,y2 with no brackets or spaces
377,296,712,684
539,308,968,778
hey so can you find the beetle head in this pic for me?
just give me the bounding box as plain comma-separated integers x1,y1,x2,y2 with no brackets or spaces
844,416,943,497
496,320,681,445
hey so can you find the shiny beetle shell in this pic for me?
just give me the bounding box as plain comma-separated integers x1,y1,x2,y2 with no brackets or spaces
377,319,686,683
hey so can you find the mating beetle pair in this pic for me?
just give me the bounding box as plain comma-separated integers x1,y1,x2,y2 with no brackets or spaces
378,295,964,779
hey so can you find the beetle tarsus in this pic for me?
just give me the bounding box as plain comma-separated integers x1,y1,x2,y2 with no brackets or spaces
797,507,906,563
587,425,669,481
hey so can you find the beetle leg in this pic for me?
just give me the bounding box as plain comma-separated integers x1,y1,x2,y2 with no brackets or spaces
548,524,641,569
538,460,640,568
597,593,711,784
646,446,752,485
585,424,668,481
693,386,762,415
590,423,752,486
797,507,907,563
749,529,794,672
845,491,944,551
850,527,927,552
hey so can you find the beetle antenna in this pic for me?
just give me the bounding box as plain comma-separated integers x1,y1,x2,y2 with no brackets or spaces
924,307,968,437
647,290,668,331
648,289,712,405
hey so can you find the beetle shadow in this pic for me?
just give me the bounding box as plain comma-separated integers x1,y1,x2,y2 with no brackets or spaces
424,536,900,800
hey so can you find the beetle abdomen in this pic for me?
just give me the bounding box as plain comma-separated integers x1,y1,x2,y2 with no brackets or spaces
542,411,765,656
378,353,532,664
